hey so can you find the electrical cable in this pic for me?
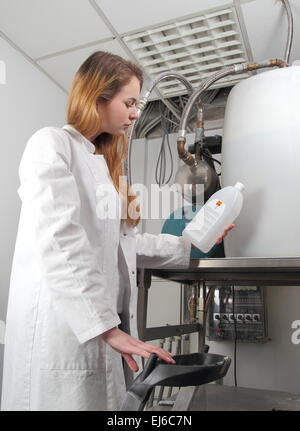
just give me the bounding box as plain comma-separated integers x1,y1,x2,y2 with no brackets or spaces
140,116,161,138
202,151,222,166
135,102,157,138
154,102,174,186
232,285,238,387
201,148,222,176
164,116,180,129
127,101,157,184
155,134,166,185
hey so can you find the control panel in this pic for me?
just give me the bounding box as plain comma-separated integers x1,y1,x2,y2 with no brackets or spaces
208,286,268,342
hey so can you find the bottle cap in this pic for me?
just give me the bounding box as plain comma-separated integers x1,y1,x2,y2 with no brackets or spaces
234,182,245,192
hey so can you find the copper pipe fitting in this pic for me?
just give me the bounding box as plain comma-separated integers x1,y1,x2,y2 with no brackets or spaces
177,137,195,166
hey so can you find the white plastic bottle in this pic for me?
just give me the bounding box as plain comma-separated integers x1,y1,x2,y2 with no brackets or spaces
182,182,245,253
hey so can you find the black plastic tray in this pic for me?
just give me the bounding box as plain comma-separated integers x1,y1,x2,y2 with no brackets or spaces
120,352,231,411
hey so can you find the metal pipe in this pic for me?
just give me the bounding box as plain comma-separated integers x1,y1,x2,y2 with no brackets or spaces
156,336,173,404
182,333,190,355
166,336,174,398
195,105,204,144
198,282,205,352
188,285,198,322
199,285,216,352
171,335,182,398
177,59,287,166
174,335,181,356
129,72,193,143
280,0,294,64
147,72,194,97
126,73,193,184
155,338,166,404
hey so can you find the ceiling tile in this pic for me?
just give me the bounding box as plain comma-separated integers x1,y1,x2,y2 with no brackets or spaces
123,7,251,98
95,0,233,34
240,0,300,64
0,0,113,59
37,39,131,92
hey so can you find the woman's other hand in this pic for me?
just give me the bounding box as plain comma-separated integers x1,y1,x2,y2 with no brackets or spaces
191,224,235,249
101,327,175,372
215,223,235,244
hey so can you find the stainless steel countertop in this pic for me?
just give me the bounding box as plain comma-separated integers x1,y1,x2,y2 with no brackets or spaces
149,257,300,285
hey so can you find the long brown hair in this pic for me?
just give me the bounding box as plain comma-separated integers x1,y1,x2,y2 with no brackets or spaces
67,51,143,227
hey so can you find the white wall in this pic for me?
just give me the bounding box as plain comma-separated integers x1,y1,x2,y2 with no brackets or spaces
205,286,300,394
0,36,67,406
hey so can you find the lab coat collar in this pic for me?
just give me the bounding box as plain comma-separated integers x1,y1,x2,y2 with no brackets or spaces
63,124,96,154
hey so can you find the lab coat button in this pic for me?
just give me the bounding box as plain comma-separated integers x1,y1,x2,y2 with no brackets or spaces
130,314,134,319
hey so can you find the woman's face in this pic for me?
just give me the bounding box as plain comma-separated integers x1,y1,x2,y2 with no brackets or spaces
96,75,141,137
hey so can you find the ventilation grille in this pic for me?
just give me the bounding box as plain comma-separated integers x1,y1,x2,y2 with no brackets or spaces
123,7,251,98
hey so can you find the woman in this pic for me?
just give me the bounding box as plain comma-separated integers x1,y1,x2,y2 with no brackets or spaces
1,51,232,411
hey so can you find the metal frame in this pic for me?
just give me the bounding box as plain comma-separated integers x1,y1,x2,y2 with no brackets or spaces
137,257,300,342
136,257,300,410
150,257,300,285
136,268,202,342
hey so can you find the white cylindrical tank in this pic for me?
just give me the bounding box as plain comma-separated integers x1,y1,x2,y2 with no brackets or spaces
221,65,300,257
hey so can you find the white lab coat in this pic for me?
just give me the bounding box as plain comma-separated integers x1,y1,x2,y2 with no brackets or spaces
1,125,191,411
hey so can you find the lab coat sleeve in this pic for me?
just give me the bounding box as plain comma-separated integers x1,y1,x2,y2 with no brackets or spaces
18,128,120,344
134,228,192,269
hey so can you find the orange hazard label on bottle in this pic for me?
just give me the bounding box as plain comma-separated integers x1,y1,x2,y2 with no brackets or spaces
216,200,223,206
